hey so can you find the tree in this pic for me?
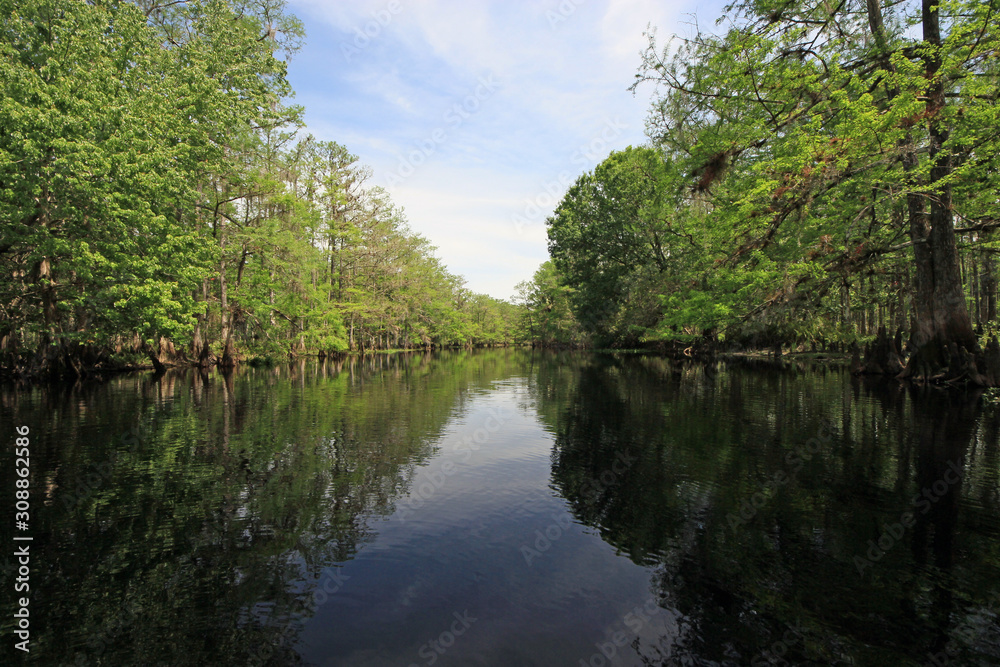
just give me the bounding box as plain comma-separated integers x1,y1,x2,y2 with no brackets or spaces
0,0,520,377
515,261,587,346
547,146,700,346
1,0,210,375
631,0,1000,380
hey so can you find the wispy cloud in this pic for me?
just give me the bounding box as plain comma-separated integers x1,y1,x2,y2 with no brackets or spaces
286,0,728,298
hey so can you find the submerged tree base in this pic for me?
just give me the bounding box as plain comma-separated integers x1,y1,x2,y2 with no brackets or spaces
893,336,1000,387
630,326,1000,389
1,341,531,382
835,325,1000,387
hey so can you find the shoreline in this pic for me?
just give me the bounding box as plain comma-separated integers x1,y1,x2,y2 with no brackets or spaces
0,347,865,386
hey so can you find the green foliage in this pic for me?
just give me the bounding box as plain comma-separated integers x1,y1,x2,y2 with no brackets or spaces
515,261,587,346
0,0,523,375
545,146,702,346
0,0,211,351
2,349,523,663
535,0,1000,352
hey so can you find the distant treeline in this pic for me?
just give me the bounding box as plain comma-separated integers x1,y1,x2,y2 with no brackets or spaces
515,0,1000,385
0,0,523,379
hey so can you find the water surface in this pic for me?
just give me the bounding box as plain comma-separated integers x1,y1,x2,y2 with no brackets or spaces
2,350,999,665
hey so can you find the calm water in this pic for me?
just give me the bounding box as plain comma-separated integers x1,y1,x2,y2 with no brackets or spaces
2,350,1000,666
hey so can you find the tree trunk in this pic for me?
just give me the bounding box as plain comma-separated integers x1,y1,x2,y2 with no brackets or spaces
864,0,985,383
198,339,212,368
217,207,237,368
143,340,167,374
981,231,997,324
219,338,237,368
192,320,202,358
899,0,980,381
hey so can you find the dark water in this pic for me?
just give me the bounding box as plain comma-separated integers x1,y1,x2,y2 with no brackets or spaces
2,350,1000,666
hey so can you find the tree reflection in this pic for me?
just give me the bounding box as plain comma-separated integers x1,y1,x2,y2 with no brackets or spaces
0,350,530,666
537,354,999,665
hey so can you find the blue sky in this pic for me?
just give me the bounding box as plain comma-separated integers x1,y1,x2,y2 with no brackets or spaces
284,0,729,300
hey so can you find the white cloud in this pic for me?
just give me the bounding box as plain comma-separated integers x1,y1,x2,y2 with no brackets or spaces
291,0,409,32
385,165,551,297
286,0,728,298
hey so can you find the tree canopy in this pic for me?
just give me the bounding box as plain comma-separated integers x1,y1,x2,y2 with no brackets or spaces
0,0,523,378
526,0,1000,383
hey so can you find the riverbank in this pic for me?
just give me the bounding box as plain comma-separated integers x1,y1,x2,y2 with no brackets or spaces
0,343,530,382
